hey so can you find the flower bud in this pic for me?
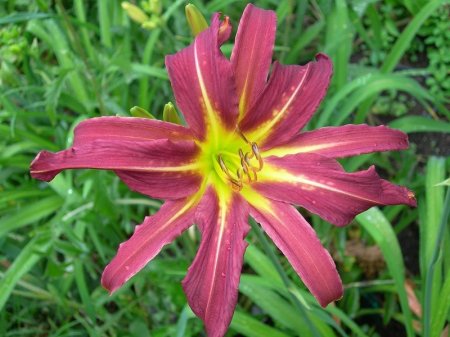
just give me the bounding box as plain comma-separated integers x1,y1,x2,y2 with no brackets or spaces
148,0,162,15
185,3,208,37
121,2,149,24
163,102,182,124
130,106,155,119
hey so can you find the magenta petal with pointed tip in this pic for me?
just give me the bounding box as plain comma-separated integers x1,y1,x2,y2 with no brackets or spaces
218,16,232,44
72,117,195,147
166,14,239,140
264,124,409,158
255,153,416,226
30,139,202,199
183,188,249,337
102,196,198,293
231,4,276,119
239,54,333,148
249,197,343,307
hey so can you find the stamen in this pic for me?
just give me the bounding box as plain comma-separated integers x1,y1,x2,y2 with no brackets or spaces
217,129,264,191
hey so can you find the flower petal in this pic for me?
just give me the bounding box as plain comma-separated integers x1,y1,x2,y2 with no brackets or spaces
72,116,195,147
242,189,343,307
231,4,276,120
255,153,416,226
102,194,201,293
30,139,202,199
166,14,238,140
263,124,409,158
239,54,333,149
183,187,249,337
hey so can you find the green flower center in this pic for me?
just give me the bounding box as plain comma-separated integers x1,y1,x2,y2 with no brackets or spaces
199,128,264,192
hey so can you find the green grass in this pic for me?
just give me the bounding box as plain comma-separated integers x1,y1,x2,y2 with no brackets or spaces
1,0,449,336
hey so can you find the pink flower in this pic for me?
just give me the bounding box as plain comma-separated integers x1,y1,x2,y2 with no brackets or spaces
30,5,416,337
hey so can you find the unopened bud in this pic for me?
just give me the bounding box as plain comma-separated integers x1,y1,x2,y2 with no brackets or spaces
121,2,149,24
185,3,208,37
149,0,162,14
130,106,155,119
163,102,182,124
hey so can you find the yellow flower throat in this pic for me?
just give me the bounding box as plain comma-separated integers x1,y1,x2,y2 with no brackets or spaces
198,127,264,192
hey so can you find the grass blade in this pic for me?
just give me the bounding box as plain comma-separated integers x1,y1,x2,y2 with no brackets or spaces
389,116,450,133
381,0,446,73
0,231,53,311
356,208,414,337
422,157,447,337
0,196,63,237
231,310,291,337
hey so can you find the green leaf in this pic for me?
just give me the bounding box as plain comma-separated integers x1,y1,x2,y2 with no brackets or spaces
175,305,196,337
239,275,336,337
422,158,448,337
45,69,71,125
326,306,370,337
231,310,291,337
0,12,51,25
0,188,52,206
381,0,446,73
389,116,450,133
285,20,325,64
357,208,414,337
130,63,169,80
435,178,450,187
244,245,283,286
325,0,353,90
0,231,53,311
355,0,445,123
431,271,450,337
240,275,311,336
331,74,433,125
0,196,63,237
421,157,446,271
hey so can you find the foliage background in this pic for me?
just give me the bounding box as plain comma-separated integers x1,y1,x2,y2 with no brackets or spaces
0,0,449,336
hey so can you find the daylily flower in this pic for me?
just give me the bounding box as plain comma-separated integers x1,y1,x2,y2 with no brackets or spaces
30,4,416,337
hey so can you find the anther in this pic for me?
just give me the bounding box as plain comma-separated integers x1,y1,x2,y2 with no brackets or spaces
218,154,242,190
251,142,263,170
216,130,264,191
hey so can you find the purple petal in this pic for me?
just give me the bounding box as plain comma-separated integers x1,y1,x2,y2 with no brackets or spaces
248,197,343,307
102,196,198,293
255,153,416,226
73,116,194,147
231,4,276,119
183,188,249,337
30,139,202,199
239,54,333,149
166,14,238,140
264,124,409,158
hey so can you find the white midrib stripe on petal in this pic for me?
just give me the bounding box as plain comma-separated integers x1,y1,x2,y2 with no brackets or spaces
194,39,220,138
262,166,384,204
252,64,311,142
204,193,228,320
